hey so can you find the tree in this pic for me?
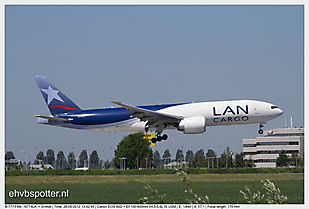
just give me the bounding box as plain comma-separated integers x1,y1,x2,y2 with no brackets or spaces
153,151,161,168
5,151,15,160
162,149,171,165
162,149,171,159
56,151,66,169
206,149,215,158
67,152,76,168
205,149,216,168
290,152,299,167
104,160,111,169
196,149,205,159
113,132,153,169
45,149,55,167
90,150,100,168
175,149,184,163
35,151,45,165
185,150,194,161
235,152,246,168
79,150,88,167
276,150,290,167
185,150,194,168
192,149,206,168
219,147,233,168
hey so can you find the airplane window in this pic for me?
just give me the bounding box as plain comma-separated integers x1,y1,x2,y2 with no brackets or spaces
271,106,278,109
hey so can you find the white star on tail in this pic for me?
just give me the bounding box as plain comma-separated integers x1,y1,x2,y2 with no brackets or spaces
41,86,64,105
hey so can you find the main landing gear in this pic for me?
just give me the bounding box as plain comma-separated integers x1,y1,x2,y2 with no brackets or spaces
151,134,168,143
146,123,169,143
258,122,265,134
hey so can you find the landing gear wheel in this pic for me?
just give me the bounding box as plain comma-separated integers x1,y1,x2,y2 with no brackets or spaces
153,131,168,143
258,129,263,134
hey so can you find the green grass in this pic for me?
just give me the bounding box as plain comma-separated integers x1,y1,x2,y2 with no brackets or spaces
5,173,304,185
5,167,304,176
5,173,304,204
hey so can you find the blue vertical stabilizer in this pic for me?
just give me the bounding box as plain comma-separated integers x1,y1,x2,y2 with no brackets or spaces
35,76,81,115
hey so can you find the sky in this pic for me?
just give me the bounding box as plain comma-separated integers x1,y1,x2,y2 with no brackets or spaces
4,5,304,163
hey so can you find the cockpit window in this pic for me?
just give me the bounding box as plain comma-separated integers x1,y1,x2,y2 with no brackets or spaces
271,106,278,109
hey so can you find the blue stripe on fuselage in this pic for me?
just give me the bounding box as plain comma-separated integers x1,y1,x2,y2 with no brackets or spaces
60,103,186,125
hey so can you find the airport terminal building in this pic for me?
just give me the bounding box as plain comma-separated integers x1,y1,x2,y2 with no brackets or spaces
243,125,304,168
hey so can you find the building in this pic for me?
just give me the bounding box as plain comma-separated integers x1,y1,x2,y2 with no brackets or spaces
5,159,21,170
163,161,188,169
30,164,54,170
75,167,89,171
243,125,304,168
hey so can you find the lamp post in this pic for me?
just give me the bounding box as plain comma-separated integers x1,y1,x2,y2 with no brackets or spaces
119,157,127,170
102,151,105,170
75,158,79,169
217,157,219,168
25,151,28,170
119,158,122,170
110,147,113,168
72,147,74,168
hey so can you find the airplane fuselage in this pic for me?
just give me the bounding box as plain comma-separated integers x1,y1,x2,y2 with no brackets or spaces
35,76,283,141
37,100,283,133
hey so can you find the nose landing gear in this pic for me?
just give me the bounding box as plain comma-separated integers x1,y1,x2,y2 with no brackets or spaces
258,122,265,134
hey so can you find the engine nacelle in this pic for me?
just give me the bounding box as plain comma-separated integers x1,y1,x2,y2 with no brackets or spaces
177,116,206,134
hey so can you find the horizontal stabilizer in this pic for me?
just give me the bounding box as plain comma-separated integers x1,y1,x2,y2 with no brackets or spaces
34,115,73,122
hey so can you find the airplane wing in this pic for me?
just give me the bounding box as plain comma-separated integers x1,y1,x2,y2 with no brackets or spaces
111,101,182,128
34,115,73,122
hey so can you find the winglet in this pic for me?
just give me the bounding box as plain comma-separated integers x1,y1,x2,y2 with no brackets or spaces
110,101,123,106
110,101,132,110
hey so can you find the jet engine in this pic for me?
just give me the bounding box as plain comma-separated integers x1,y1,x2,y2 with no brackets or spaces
177,116,206,134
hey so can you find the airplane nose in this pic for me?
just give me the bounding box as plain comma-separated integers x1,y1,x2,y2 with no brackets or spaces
270,104,283,117
276,108,283,116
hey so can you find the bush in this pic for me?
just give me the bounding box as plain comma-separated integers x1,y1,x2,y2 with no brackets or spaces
139,169,209,204
240,179,288,204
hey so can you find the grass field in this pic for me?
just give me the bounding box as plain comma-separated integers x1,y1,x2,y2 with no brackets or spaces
5,173,304,204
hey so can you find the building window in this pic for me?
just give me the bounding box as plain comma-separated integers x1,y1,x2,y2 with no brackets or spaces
257,150,299,154
257,159,277,163
244,152,256,155
243,144,256,147
256,142,299,146
266,133,304,137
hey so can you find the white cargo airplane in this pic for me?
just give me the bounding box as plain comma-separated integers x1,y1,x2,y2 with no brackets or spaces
35,76,283,143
